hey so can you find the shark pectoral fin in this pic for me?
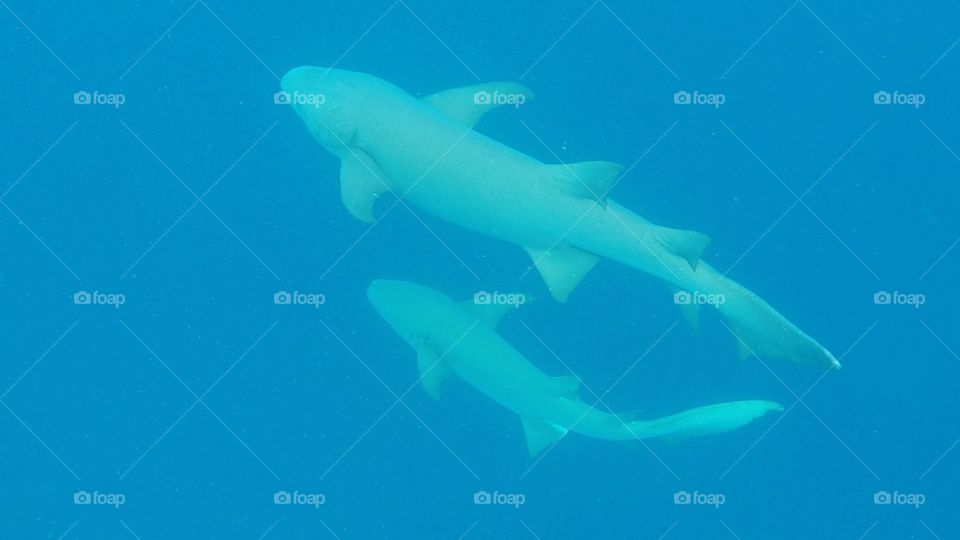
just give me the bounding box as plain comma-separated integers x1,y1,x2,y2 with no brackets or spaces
735,335,754,362
340,150,392,223
416,345,451,399
540,161,624,203
422,82,534,127
652,227,711,269
669,286,701,333
520,416,568,456
462,300,516,328
525,245,599,302
546,375,581,399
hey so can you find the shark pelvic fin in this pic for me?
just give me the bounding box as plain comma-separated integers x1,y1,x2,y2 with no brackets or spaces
524,245,600,302
520,416,568,456
652,227,711,269
670,286,701,333
340,149,391,223
422,82,534,128
540,161,624,203
416,345,450,399
463,300,516,328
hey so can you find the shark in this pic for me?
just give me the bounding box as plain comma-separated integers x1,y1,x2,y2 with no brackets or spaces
282,66,840,370
366,279,783,456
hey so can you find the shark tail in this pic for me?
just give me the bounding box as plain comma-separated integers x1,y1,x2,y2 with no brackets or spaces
620,400,784,440
680,262,841,370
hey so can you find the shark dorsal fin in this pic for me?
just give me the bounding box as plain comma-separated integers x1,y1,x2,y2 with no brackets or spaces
462,299,516,328
422,82,534,128
340,149,392,223
546,375,580,399
524,245,599,302
540,161,624,203
520,416,568,456
416,345,451,399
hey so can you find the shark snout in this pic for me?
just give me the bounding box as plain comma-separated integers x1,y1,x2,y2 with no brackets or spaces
281,66,328,93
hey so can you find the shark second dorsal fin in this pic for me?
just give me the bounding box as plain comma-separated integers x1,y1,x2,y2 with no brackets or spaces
416,345,451,399
462,299,516,328
651,227,711,270
422,82,534,128
539,161,624,203
520,416,568,456
524,245,599,302
340,149,392,223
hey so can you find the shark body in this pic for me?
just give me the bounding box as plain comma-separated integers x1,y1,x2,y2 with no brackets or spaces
366,279,782,456
283,66,840,370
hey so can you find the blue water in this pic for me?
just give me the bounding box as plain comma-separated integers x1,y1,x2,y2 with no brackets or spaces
3,1,959,538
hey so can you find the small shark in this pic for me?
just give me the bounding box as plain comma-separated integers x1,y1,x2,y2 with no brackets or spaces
366,279,783,456
283,66,840,370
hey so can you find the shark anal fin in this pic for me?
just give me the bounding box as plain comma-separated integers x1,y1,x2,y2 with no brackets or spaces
525,245,599,302
540,161,624,203
652,227,711,269
340,149,392,223
520,416,568,456
422,82,534,128
416,345,450,399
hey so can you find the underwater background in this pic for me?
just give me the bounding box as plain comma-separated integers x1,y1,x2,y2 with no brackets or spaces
2,1,959,538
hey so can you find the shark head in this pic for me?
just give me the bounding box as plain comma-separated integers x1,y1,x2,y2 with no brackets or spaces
280,66,382,155
366,279,446,345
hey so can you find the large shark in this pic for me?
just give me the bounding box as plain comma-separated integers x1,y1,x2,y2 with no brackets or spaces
366,279,783,456
282,66,840,370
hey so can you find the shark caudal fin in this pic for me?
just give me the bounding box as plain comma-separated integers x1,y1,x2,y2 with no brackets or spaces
678,262,841,370
621,400,783,440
